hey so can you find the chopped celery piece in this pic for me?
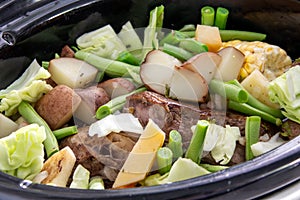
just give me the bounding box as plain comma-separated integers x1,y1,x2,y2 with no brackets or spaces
179,38,208,54
75,51,140,78
88,176,105,190
200,163,229,172
159,30,187,46
162,43,193,61
245,116,261,160
179,24,196,32
214,7,229,30
201,6,215,26
157,147,173,174
18,101,59,158
167,130,183,159
185,120,209,164
116,51,141,66
209,79,248,103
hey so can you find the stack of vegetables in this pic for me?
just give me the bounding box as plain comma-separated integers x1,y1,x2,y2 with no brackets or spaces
0,4,298,190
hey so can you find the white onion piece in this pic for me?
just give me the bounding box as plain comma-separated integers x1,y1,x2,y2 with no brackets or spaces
89,113,143,137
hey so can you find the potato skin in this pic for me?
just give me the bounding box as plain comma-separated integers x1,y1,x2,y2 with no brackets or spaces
35,85,81,130
98,78,136,98
76,85,110,112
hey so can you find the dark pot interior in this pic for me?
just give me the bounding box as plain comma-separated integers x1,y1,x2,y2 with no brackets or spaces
0,0,299,199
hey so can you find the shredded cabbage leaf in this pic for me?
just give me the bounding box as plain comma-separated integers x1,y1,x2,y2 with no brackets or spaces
141,157,210,186
210,125,241,165
166,157,210,182
0,124,46,180
269,65,300,123
0,60,52,116
251,132,286,157
76,25,127,60
70,164,90,189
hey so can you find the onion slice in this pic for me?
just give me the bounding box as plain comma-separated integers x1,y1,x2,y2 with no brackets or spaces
89,113,143,137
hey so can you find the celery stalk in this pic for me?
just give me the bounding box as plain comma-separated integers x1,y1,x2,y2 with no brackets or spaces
201,6,215,26
96,87,146,119
185,120,210,164
245,116,261,160
18,101,59,157
167,130,183,159
157,147,173,175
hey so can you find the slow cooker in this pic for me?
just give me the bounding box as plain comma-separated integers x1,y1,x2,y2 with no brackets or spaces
0,0,299,199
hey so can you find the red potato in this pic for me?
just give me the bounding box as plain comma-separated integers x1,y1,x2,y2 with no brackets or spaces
169,66,208,102
74,86,110,124
48,57,98,89
216,47,245,81
140,50,182,95
140,50,208,102
35,85,82,130
60,45,75,58
181,52,221,83
98,78,136,99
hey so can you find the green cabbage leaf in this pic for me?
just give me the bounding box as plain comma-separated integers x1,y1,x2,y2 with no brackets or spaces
0,60,52,116
269,65,300,123
0,124,46,180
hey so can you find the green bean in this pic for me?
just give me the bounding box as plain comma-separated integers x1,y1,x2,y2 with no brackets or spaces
159,30,187,46
214,7,229,30
245,116,261,160
96,87,146,120
219,30,267,41
179,38,208,54
116,51,141,66
18,101,59,157
185,120,210,164
179,24,196,32
180,31,196,38
200,163,229,172
178,30,267,41
75,51,140,78
209,79,248,103
162,43,194,61
167,130,183,159
227,79,284,119
201,6,215,26
157,147,173,175
53,126,78,140
228,100,282,126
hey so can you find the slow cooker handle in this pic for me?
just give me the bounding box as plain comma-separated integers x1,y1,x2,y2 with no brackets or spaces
0,0,100,47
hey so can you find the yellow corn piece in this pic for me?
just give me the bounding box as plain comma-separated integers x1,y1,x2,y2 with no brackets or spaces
223,40,292,81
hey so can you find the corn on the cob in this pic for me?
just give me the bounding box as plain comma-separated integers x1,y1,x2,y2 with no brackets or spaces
222,40,292,81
